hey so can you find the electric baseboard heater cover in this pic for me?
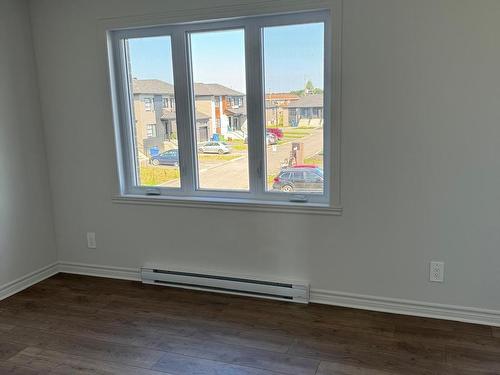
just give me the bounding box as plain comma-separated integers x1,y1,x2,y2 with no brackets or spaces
141,267,309,303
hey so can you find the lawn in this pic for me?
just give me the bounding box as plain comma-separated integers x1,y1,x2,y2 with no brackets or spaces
280,134,309,142
283,128,316,135
304,153,324,167
278,127,319,143
227,139,248,152
140,165,179,186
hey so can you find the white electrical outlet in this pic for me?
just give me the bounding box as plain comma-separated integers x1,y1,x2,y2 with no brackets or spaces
86,232,96,249
429,261,444,282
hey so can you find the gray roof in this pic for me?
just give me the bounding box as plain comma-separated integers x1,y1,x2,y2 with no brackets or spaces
193,83,244,97
161,109,209,121
132,79,174,95
287,94,324,108
133,79,243,97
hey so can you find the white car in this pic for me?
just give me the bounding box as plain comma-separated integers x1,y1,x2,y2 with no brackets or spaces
198,141,231,154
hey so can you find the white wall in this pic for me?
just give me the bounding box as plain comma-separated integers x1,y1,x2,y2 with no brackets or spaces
0,0,57,287
29,0,500,312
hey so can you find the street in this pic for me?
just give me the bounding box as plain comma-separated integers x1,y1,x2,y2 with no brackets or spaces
161,128,323,190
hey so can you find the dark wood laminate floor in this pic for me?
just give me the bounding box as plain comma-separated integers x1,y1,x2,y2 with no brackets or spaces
0,274,498,374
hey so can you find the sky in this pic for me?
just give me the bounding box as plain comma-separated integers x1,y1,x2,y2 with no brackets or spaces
127,22,324,94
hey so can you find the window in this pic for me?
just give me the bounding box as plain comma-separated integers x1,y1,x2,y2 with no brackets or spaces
163,97,175,109
263,22,325,193
125,35,181,188
190,28,249,191
108,9,339,212
144,98,153,111
146,124,156,138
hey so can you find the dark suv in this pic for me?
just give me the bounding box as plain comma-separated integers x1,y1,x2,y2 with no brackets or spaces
150,149,179,166
272,167,324,193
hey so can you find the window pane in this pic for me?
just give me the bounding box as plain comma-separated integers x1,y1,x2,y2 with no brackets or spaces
189,29,249,191
126,36,180,188
263,23,325,194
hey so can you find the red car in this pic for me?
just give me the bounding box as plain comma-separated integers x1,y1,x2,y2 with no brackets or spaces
267,128,284,139
293,164,318,168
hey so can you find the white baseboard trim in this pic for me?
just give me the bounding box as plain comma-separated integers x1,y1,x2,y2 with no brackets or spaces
4,261,499,327
58,261,140,281
310,289,500,327
0,262,59,302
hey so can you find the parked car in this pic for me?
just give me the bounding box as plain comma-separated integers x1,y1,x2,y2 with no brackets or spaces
198,141,231,154
272,167,324,193
267,128,284,139
150,149,179,166
290,164,318,169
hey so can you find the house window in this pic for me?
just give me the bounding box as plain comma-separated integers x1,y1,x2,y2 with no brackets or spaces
108,8,339,212
144,98,153,111
146,124,157,138
163,97,175,109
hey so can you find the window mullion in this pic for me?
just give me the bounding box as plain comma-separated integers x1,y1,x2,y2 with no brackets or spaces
171,28,195,193
119,38,139,193
245,23,265,197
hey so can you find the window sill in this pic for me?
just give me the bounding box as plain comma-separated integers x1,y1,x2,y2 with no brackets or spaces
112,194,342,216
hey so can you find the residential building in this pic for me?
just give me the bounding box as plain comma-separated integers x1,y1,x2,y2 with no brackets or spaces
266,93,300,106
192,82,246,137
265,93,299,127
287,93,324,127
133,79,246,155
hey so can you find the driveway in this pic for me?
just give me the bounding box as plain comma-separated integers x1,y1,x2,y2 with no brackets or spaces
161,128,323,190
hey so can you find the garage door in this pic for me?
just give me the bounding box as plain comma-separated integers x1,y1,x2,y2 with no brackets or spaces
198,126,209,142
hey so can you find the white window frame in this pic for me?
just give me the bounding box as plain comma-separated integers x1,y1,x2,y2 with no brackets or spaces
106,2,342,215
146,124,157,138
144,97,153,111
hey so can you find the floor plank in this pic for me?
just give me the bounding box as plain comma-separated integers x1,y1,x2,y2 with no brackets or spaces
0,361,40,375
0,326,165,369
153,352,283,375
0,341,27,362
8,347,170,375
316,361,397,375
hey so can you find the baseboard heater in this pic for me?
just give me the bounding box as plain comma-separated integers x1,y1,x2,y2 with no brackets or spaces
141,267,309,303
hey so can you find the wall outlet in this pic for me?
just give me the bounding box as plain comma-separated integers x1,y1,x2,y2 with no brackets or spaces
430,261,444,282
86,232,96,249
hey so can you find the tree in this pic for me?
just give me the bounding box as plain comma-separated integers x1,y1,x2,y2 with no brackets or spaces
305,80,315,92
291,80,323,96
